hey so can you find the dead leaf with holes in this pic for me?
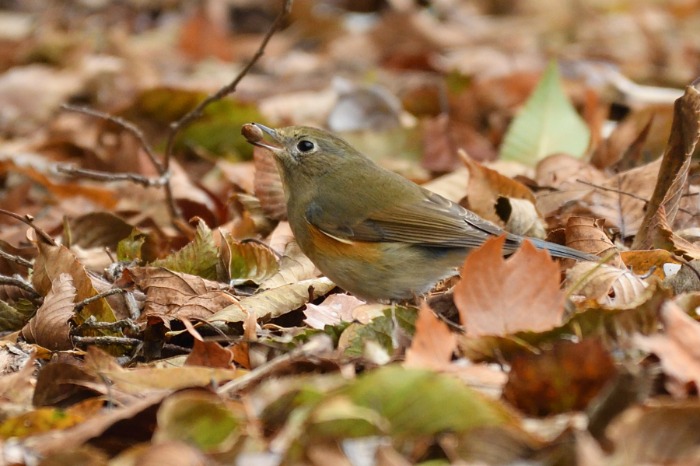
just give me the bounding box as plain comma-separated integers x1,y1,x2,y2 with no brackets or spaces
567,262,648,306
461,153,545,237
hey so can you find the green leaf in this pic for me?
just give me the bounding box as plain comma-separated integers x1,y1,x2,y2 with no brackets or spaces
155,391,243,452
0,299,35,332
220,233,279,285
152,220,218,280
341,306,417,357
499,61,590,165
116,229,146,262
339,366,512,437
123,87,268,160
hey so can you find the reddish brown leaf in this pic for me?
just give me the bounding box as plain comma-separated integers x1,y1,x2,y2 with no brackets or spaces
185,339,235,369
405,302,456,370
503,339,617,416
454,236,565,337
182,316,234,369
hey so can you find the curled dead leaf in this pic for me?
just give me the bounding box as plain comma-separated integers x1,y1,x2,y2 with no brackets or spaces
567,262,648,306
461,152,541,230
499,197,546,238
304,293,364,330
22,273,75,351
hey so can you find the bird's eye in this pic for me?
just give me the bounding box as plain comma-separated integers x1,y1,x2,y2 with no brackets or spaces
297,140,315,152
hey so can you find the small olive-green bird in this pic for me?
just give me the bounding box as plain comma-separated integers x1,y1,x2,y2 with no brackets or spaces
243,123,596,301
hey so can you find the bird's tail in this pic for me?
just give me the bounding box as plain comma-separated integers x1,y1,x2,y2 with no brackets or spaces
520,236,599,261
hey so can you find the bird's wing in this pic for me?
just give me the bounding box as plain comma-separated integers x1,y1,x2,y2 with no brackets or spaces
306,189,515,249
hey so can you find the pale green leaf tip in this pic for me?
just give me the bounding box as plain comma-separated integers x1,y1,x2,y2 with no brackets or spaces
499,59,591,166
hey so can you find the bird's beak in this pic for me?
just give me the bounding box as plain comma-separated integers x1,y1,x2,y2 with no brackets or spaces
248,123,283,153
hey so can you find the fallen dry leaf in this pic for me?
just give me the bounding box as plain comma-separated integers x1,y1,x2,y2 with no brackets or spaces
501,196,546,238
461,152,542,232
567,261,648,306
304,293,364,330
634,300,700,397
454,236,565,337
607,401,700,464
564,216,621,265
581,158,660,238
182,317,234,369
651,205,700,260
404,302,456,370
32,241,115,324
209,277,336,323
21,273,75,351
633,81,700,249
502,338,617,416
620,249,683,280
127,267,237,324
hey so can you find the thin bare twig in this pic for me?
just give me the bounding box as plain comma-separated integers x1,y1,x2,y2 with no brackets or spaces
576,179,650,204
0,249,32,268
56,164,168,188
74,288,127,313
0,275,42,301
217,334,332,395
163,0,293,166
58,105,179,222
71,317,141,336
0,209,56,245
61,104,163,172
577,179,696,216
72,335,142,347
55,1,292,228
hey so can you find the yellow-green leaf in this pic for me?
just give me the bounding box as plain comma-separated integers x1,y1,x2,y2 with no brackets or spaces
152,220,218,280
499,61,590,165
